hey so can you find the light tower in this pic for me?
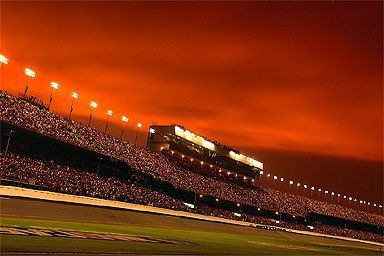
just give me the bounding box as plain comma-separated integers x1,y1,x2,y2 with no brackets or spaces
120,116,129,139
104,109,113,133
48,82,59,109
24,68,36,95
135,122,142,144
69,92,78,119
88,101,98,126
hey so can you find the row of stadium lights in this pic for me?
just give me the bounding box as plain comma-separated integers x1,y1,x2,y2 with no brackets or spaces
164,148,383,209
2,54,382,210
260,172,383,209
0,54,154,144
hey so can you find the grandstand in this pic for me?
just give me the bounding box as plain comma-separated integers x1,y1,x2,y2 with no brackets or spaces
148,124,263,180
0,90,383,245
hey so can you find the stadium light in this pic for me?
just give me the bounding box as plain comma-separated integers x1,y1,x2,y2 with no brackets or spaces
310,186,315,196
280,178,284,182
69,92,79,119
120,115,129,139
0,54,9,65
200,161,204,165
259,170,263,175
181,155,185,159
215,198,219,202
379,205,382,208
289,180,293,190
135,122,142,144
267,173,271,178
149,128,155,134
104,109,113,133
48,82,59,109
88,101,98,126
23,68,36,95
237,203,240,207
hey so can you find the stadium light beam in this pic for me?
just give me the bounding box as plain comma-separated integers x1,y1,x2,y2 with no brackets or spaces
48,82,59,109
69,92,79,119
24,68,36,95
88,101,98,126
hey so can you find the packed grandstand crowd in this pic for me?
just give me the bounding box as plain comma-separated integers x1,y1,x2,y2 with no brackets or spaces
2,152,383,243
0,91,383,243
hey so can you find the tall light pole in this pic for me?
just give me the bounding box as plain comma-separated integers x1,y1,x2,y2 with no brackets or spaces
69,92,78,119
310,187,315,197
104,109,113,133
48,82,59,109
135,122,142,144
318,188,322,198
24,68,36,95
259,170,263,186
289,180,293,190
147,127,155,147
280,177,284,190
296,183,300,192
120,115,129,139
303,184,307,195
88,101,98,126
0,54,9,67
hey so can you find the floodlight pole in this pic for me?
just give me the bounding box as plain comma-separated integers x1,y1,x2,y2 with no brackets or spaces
24,76,30,95
48,87,54,109
104,115,110,133
120,124,125,140
69,98,75,119
88,107,93,127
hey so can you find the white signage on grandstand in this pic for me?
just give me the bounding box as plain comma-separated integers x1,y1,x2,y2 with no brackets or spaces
183,202,195,209
229,151,263,170
175,126,215,151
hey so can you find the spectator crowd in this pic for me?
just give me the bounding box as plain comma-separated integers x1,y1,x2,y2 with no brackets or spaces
1,91,383,240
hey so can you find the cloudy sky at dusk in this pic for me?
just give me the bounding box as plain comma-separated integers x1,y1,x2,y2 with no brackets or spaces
1,2,382,202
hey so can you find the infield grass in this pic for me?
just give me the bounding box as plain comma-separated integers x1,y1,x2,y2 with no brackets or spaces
0,216,382,255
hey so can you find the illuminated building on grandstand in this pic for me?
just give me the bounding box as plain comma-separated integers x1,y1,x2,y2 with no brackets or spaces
147,125,263,179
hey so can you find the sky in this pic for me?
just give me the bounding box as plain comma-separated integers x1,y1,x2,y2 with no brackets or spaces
0,2,382,204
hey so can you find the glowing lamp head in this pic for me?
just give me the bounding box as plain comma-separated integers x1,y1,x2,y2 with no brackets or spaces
349,197,352,200
200,161,204,165
122,116,129,122
259,170,263,175
303,185,307,189
267,174,271,177
72,92,79,99
275,211,279,215
107,109,113,116
280,178,284,182
149,128,155,134
243,176,247,180
0,54,9,64
137,122,142,128
237,203,240,207
50,82,59,90
90,101,98,109
297,183,300,187
331,192,335,196
318,188,322,192
311,187,315,190
25,68,36,78
325,190,328,194
289,181,293,185
273,176,277,180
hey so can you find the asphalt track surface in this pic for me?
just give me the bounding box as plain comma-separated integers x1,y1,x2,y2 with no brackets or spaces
1,196,382,255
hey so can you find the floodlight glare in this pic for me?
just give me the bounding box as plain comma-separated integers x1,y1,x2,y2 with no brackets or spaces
90,101,98,108
72,92,79,99
50,82,59,90
137,122,142,128
122,116,129,122
107,109,113,116
25,68,36,78
0,54,9,64
149,128,155,134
